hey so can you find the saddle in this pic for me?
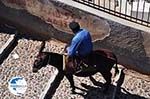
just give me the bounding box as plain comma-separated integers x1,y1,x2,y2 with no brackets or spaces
63,49,115,74
63,53,94,74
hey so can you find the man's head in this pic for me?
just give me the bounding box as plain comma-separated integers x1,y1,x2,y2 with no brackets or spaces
69,21,80,34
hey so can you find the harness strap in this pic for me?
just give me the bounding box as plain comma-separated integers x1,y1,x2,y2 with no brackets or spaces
63,55,67,71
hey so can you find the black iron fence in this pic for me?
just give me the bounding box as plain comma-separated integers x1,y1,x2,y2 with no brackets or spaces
73,0,150,27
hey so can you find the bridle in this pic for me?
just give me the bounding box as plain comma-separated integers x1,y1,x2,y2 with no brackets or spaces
36,53,51,67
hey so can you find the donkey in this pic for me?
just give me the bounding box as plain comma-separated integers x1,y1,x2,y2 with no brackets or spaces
33,42,119,93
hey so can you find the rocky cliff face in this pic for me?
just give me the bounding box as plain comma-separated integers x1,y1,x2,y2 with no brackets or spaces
0,0,150,74
1,0,110,41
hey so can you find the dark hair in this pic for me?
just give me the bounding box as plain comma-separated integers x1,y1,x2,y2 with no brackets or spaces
69,21,80,33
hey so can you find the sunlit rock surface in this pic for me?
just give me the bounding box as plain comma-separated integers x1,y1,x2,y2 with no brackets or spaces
1,0,110,41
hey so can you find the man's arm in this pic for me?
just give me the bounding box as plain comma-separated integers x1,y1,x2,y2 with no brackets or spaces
67,37,82,57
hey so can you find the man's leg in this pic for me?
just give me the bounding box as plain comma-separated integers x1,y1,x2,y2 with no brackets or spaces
65,56,76,74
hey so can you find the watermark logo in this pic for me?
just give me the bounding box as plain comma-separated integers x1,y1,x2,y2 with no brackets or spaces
8,76,27,96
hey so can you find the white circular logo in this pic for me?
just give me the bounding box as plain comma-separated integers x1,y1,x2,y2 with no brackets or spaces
8,76,27,96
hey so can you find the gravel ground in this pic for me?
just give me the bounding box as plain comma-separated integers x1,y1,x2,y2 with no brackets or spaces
0,34,59,99
52,69,150,99
0,33,10,48
118,70,150,99
0,33,150,99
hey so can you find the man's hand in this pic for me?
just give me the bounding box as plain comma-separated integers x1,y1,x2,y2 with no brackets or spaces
63,44,69,53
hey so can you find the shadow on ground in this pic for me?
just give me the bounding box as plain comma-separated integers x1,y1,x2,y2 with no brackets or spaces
0,24,50,41
72,71,147,99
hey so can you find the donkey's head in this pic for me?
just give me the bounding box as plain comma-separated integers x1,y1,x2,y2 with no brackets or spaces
33,52,49,73
33,41,49,72
33,41,64,72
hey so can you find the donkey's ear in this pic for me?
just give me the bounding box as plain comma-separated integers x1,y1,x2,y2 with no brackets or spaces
39,41,46,52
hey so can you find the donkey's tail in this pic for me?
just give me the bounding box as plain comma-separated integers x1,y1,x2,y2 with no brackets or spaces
113,54,119,77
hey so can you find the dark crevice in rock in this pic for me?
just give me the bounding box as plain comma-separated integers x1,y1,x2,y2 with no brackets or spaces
0,1,73,42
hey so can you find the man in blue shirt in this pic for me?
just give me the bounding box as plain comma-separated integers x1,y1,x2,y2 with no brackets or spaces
66,21,93,73
67,21,93,57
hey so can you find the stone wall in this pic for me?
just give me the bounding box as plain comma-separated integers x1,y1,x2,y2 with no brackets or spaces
0,0,150,74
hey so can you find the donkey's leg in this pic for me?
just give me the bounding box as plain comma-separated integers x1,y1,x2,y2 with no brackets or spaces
65,74,75,93
101,71,112,93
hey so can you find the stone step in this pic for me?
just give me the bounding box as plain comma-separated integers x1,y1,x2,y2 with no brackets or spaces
0,34,19,65
40,69,64,99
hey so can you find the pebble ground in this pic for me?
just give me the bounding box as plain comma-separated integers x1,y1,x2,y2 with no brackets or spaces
0,33,150,99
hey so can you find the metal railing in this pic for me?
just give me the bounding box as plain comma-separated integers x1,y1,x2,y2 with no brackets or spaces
73,0,150,27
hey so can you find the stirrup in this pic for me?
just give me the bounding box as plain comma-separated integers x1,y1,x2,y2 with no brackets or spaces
75,66,82,73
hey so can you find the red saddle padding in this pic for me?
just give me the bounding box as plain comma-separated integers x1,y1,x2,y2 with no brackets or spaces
81,49,116,66
93,49,116,61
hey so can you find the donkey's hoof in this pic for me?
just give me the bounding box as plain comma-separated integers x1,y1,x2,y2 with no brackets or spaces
71,87,76,94
71,89,76,94
32,68,39,73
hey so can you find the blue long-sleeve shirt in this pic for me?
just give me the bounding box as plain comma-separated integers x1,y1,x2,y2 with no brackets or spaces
67,29,93,57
